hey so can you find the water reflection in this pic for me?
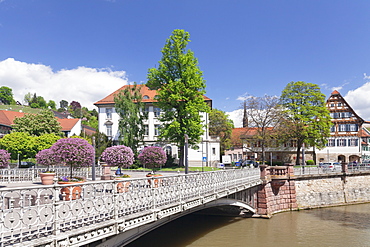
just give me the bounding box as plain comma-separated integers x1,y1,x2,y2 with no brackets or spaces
126,203,370,247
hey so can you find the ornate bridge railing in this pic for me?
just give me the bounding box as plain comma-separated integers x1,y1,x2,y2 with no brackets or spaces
0,168,261,247
0,167,103,184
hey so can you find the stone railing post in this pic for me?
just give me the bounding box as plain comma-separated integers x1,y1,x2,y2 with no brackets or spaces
342,162,348,173
259,165,270,183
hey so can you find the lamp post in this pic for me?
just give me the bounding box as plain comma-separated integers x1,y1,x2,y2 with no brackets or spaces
184,134,189,174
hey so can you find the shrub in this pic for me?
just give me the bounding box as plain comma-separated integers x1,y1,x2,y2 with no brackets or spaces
306,160,314,166
51,138,94,178
138,146,167,171
0,149,11,168
36,148,56,170
101,145,134,168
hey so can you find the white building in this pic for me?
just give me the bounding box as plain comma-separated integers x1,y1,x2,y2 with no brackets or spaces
94,85,220,167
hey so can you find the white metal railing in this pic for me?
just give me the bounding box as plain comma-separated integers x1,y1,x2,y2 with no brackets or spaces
294,163,370,175
0,167,103,183
0,168,261,247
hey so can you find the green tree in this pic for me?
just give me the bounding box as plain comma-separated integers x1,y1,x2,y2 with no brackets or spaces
209,109,234,156
12,109,62,136
279,81,331,165
24,92,33,106
147,29,210,166
0,86,16,105
92,132,112,163
114,83,147,156
33,133,61,154
0,132,35,161
60,100,68,110
48,100,56,109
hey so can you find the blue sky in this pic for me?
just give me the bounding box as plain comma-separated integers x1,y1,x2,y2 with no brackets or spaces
1,0,370,126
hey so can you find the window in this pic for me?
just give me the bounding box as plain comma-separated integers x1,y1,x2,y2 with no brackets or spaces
106,108,112,119
337,139,347,147
233,154,237,161
154,124,160,136
143,95,149,99
144,106,149,114
154,107,161,117
144,125,149,136
212,148,216,155
339,124,358,132
349,138,358,147
337,103,342,107
327,139,335,147
106,125,112,137
330,125,335,132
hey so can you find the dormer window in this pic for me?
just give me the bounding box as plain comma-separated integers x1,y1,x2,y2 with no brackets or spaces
143,95,150,100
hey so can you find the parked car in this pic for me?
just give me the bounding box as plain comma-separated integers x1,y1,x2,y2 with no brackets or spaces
321,162,341,171
18,161,36,168
242,160,259,168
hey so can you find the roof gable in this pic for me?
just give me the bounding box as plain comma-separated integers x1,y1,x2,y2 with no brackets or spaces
0,110,26,127
94,84,212,106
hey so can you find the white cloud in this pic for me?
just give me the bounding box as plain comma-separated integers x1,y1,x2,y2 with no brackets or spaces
0,58,129,109
344,82,370,120
226,109,243,128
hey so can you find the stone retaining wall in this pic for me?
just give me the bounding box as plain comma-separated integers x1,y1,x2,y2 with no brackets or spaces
295,174,370,209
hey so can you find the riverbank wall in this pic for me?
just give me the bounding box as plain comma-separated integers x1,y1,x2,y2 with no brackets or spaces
295,173,370,209
256,165,370,217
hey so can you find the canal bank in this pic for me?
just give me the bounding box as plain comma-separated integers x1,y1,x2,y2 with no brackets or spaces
254,165,370,217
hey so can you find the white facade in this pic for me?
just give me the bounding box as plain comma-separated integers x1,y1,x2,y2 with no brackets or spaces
95,89,220,167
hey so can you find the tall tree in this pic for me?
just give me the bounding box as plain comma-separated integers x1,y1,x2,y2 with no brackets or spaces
0,86,16,105
280,81,331,165
24,92,33,106
114,83,147,156
12,109,62,136
146,29,210,166
243,95,283,164
209,109,234,156
0,132,35,161
60,100,68,110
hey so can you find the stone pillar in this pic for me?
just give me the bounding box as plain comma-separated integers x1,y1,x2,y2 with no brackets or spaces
101,164,113,180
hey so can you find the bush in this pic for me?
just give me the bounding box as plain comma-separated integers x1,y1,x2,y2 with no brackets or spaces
0,149,11,168
306,160,314,166
36,148,55,168
138,146,167,171
101,145,134,168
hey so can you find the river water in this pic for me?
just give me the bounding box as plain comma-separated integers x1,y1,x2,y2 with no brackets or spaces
126,203,370,247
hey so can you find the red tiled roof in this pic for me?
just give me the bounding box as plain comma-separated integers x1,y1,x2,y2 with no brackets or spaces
331,90,340,95
0,110,26,126
94,84,212,105
230,127,274,146
0,110,79,132
57,118,80,131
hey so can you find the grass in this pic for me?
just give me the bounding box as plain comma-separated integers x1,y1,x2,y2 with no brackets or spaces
0,105,42,114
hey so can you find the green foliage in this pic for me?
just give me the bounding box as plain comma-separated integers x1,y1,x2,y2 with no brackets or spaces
92,132,112,163
0,86,16,105
33,133,61,153
146,29,210,165
306,160,314,165
59,100,68,110
280,81,331,165
209,109,234,155
114,83,147,156
48,100,56,109
12,109,62,136
0,132,35,160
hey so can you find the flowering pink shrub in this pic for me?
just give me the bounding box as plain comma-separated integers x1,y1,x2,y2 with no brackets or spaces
101,145,134,168
138,146,167,170
36,148,55,168
51,138,94,168
0,149,11,168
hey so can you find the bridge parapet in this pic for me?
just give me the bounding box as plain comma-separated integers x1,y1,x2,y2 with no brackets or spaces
0,168,261,247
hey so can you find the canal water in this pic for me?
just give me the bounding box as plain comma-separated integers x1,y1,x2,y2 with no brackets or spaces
126,203,370,247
